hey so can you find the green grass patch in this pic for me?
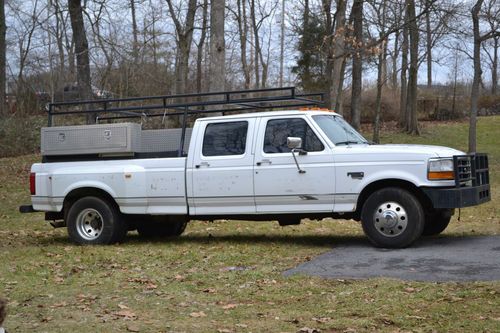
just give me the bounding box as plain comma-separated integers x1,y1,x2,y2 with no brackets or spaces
0,117,499,332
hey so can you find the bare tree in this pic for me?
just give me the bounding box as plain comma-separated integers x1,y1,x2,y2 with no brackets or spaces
130,0,139,64
372,0,388,143
328,0,347,114
234,0,251,89
0,0,5,116
209,0,225,93
469,0,500,152
350,0,363,129
196,0,208,93
405,0,419,135
166,0,198,94
424,0,432,87
279,0,285,87
399,2,408,127
68,0,93,123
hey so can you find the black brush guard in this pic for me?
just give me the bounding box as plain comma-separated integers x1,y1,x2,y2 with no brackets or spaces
422,153,491,209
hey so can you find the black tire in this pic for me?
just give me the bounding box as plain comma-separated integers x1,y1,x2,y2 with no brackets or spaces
422,209,453,236
361,187,425,248
67,196,127,245
136,216,187,238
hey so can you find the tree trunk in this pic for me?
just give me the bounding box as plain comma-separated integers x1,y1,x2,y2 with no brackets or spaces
130,0,139,64
209,0,225,93
469,0,484,153
406,0,419,135
373,46,385,144
196,0,208,93
391,29,399,89
236,0,250,89
399,3,408,128
425,0,432,88
0,0,6,116
250,0,260,88
373,0,387,143
166,0,197,95
68,0,94,123
322,0,333,106
492,37,498,95
52,0,66,76
328,0,347,114
279,0,285,87
334,57,347,114
452,50,458,116
350,0,362,128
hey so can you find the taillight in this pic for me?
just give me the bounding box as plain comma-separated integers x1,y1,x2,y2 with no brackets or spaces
30,172,36,195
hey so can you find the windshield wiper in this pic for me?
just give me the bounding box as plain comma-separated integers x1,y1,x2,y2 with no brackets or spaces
335,140,363,145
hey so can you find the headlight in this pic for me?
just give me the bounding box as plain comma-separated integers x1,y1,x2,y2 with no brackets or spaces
428,158,454,180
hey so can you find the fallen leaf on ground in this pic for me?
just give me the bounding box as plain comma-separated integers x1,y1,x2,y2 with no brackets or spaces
298,327,321,333
190,311,206,318
127,324,140,332
114,310,137,319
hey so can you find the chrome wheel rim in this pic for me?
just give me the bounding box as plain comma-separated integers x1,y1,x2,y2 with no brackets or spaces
76,208,104,241
373,201,407,237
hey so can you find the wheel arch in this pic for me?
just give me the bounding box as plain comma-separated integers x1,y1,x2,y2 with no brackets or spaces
354,178,432,219
63,187,118,217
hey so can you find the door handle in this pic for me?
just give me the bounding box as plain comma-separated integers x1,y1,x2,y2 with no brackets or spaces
195,162,210,168
256,159,272,166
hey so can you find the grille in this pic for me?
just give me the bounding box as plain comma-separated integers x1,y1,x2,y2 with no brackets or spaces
453,154,489,188
472,154,489,186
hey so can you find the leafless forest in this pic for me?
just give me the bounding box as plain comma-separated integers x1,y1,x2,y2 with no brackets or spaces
0,0,499,151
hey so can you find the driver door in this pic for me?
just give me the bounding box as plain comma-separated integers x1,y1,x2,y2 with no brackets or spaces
253,116,335,213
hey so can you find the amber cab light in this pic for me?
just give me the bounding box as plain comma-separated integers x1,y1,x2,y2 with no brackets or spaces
30,172,36,195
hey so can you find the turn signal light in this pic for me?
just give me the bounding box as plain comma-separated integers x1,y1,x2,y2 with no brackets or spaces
428,171,454,180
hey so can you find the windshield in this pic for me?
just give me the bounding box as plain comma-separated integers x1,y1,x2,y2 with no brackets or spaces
312,115,368,145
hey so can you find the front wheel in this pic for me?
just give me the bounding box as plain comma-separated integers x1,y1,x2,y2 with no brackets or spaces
66,196,127,245
361,187,425,248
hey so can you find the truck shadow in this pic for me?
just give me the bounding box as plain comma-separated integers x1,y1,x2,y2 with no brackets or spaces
127,233,369,248
32,231,490,249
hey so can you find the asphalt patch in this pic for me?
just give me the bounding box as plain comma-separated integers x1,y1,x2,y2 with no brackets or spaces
284,236,500,282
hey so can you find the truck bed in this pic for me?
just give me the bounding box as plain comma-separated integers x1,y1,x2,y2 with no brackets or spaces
31,157,188,215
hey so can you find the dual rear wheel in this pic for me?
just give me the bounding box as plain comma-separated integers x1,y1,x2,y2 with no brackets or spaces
66,196,186,245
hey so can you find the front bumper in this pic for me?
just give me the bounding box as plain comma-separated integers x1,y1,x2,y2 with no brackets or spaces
422,153,491,209
422,184,490,208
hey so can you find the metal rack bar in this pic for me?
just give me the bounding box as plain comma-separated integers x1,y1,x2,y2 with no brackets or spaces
46,87,325,126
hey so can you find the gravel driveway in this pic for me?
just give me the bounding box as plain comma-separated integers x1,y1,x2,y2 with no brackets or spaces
284,236,500,282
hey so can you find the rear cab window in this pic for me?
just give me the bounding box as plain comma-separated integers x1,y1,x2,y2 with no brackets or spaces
202,121,249,157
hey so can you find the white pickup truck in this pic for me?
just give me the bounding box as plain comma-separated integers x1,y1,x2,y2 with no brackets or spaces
20,98,491,248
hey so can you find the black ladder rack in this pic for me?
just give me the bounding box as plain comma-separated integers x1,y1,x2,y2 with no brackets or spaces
46,87,325,126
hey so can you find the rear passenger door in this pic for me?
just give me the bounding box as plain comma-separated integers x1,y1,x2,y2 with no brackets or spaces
189,119,256,215
253,116,335,213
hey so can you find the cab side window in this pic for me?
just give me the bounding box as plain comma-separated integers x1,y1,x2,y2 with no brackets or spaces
263,118,324,154
202,121,248,156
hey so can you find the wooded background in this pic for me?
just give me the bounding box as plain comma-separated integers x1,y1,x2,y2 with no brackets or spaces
0,0,499,152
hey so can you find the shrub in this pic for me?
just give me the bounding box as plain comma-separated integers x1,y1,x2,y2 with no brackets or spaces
0,116,45,158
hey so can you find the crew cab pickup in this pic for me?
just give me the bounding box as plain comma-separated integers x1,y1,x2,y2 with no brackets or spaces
20,109,491,248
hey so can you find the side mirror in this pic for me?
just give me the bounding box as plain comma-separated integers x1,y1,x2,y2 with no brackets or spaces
287,137,306,174
287,137,302,150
